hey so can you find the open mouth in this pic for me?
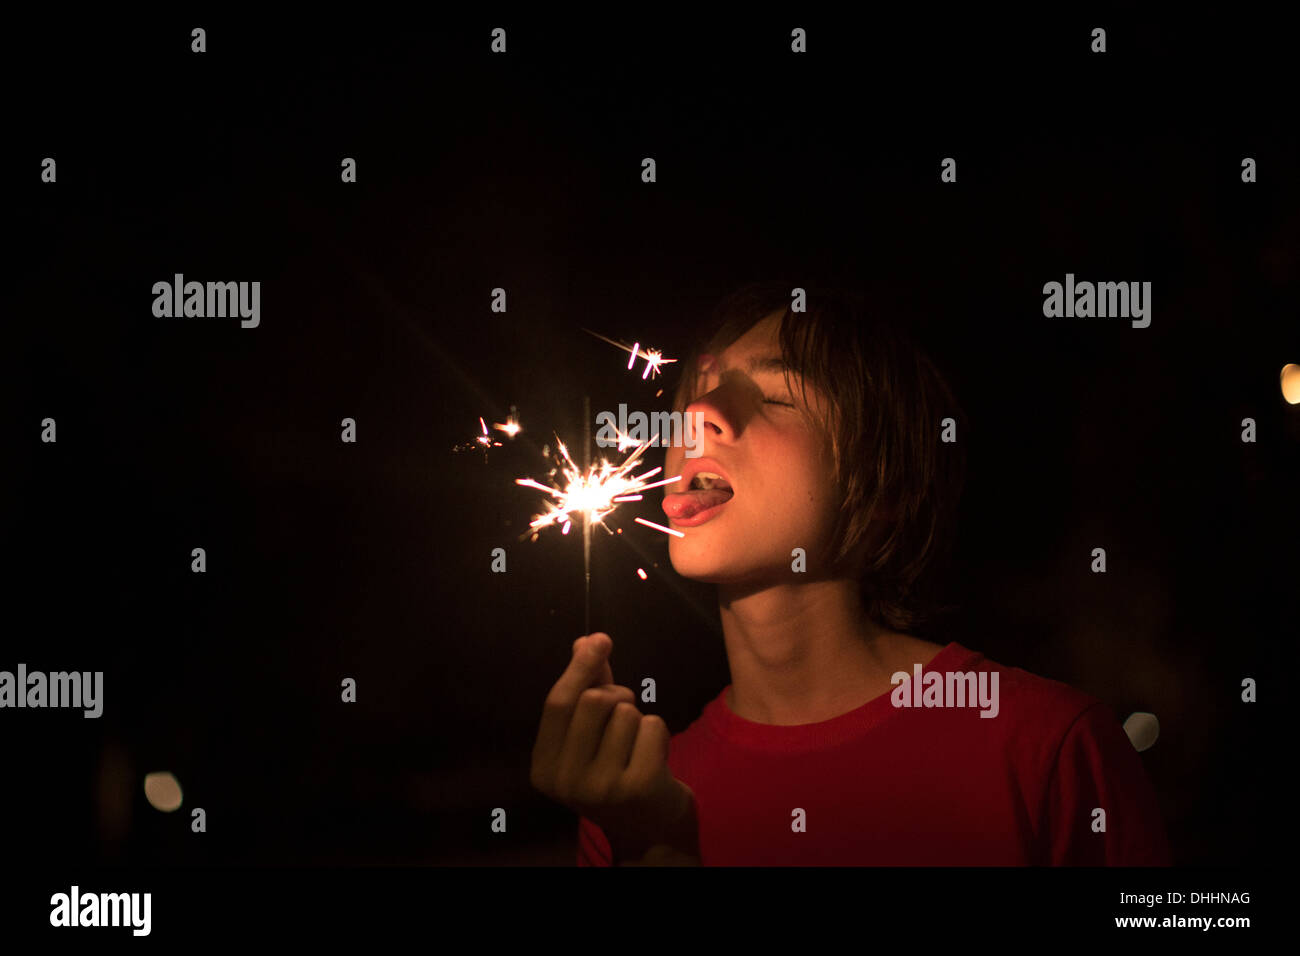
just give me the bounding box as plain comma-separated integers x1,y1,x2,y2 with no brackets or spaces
662,471,734,522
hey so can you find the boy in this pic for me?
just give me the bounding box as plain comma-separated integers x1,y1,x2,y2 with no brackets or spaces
529,282,1171,866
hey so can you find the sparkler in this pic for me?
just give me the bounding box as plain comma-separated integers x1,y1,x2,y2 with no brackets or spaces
514,407,682,632
514,434,681,537
456,324,684,630
582,328,678,380
503,326,683,630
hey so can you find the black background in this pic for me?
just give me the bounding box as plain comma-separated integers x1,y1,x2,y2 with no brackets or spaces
6,13,1295,871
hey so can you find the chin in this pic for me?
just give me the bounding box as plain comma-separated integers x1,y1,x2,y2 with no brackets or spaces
668,540,768,586
667,539,733,582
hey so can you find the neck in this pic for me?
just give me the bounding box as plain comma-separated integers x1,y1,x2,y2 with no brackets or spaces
717,576,919,725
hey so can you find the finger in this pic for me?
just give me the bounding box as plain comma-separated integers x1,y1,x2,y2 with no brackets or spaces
582,632,615,686
592,700,643,777
554,685,637,794
624,713,672,796
532,635,615,777
597,645,614,686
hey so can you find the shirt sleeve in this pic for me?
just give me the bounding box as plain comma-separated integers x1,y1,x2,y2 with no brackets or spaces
1041,702,1172,865
577,815,613,867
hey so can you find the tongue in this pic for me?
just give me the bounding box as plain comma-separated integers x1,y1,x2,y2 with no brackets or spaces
662,488,734,519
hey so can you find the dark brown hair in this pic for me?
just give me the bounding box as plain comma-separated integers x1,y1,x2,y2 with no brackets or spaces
672,281,968,633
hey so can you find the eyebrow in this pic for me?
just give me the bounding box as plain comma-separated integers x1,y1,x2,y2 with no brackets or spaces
691,354,792,398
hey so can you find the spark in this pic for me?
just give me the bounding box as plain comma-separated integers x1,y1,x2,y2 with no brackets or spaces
635,517,684,538
453,416,503,461
515,433,680,541
454,408,521,461
582,328,678,380
636,568,648,580
475,417,499,449
493,406,522,437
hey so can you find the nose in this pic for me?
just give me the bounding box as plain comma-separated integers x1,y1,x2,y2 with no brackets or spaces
666,378,749,491
684,379,747,446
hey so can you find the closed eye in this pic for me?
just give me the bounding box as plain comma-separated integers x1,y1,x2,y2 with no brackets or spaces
763,398,795,407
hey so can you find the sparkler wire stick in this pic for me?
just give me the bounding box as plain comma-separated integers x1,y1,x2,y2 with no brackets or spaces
583,395,592,636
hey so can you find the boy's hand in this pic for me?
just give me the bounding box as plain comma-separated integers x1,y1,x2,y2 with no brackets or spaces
530,633,699,863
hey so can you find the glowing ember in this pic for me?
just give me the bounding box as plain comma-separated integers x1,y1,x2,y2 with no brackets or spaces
452,416,504,461
493,406,522,437
454,410,521,461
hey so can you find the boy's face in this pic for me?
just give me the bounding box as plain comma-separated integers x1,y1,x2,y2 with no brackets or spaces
663,311,841,586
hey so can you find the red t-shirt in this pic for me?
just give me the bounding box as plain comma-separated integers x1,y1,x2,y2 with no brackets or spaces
578,641,1171,865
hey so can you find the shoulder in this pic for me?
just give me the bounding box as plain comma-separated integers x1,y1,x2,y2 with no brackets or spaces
888,633,948,662
883,631,1101,731
945,646,1152,807
970,645,1107,736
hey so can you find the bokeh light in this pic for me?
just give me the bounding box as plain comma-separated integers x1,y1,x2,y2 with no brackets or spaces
143,772,183,812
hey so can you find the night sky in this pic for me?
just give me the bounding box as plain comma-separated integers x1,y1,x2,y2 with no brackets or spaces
7,14,1295,868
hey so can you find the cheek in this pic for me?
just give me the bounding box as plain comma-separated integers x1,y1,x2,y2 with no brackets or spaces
663,446,683,481
772,442,839,534
779,467,836,529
